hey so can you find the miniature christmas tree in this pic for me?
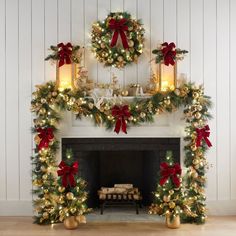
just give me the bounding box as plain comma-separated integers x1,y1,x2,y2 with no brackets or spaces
56,149,89,224
149,151,183,222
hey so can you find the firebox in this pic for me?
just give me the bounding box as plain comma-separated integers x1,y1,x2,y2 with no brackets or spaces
62,138,180,208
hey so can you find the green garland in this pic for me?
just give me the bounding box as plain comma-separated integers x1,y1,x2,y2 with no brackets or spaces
45,43,81,64
31,81,212,224
91,12,145,68
152,42,188,65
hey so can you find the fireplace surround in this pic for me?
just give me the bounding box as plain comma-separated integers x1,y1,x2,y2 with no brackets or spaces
62,138,180,209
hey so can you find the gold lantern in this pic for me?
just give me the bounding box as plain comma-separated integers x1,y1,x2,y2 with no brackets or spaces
56,62,78,91
156,63,177,92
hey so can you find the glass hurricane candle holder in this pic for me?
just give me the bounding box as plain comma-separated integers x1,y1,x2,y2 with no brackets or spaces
156,63,177,93
56,62,78,91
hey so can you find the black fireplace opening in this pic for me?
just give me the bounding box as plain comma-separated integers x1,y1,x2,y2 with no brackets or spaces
62,138,180,208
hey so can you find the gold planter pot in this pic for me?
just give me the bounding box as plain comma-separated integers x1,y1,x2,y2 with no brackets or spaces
63,216,78,230
166,214,180,229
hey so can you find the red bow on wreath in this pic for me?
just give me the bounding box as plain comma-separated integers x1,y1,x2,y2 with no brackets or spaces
109,18,129,49
159,162,182,188
112,105,131,134
161,42,176,66
196,125,212,147
57,161,78,188
36,127,54,150
57,42,73,67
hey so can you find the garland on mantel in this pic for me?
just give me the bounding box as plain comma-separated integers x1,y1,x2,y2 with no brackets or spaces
31,81,212,224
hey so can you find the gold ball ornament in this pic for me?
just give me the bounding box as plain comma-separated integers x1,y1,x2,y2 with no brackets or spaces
107,58,113,64
140,112,146,118
101,52,108,58
63,216,78,230
38,156,45,163
45,200,51,207
32,179,39,186
50,118,57,126
193,91,200,99
41,98,47,104
183,86,189,93
66,192,74,200
117,56,124,62
197,105,203,111
52,91,57,97
42,174,48,180
39,108,46,115
174,88,181,96
194,112,202,119
191,144,197,151
100,42,106,49
49,207,55,214
75,215,87,224
169,190,174,195
42,212,49,219
43,189,49,194
34,135,41,145
121,90,129,96
195,164,200,169
58,186,65,193
58,196,65,204
164,99,171,105
40,166,47,172
128,116,134,121
129,47,135,53
104,104,110,111
69,97,76,103
64,207,69,214
163,195,171,202
169,201,176,209
128,40,134,47
191,172,198,178
50,98,55,104
70,207,77,214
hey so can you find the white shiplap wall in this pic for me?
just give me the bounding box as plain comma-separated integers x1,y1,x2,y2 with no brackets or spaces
0,0,236,215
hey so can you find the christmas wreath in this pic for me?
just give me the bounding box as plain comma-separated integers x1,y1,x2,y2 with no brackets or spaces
91,12,145,68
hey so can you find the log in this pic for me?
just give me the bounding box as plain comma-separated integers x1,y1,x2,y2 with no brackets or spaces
114,184,133,189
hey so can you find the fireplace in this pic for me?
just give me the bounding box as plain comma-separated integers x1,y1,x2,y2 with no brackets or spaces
62,138,180,208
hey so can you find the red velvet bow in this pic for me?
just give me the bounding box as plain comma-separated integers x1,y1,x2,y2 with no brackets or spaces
161,42,176,66
36,127,54,150
57,161,78,188
57,42,73,67
159,162,182,188
109,18,129,49
196,125,212,147
112,105,131,134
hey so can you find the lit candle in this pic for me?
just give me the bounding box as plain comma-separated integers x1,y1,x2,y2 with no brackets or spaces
57,64,73,91
160,64,176,92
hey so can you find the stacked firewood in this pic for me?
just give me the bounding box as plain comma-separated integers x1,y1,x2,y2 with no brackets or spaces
98,184,142,201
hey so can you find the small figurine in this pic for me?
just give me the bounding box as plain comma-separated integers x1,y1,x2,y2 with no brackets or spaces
76,66,94,92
